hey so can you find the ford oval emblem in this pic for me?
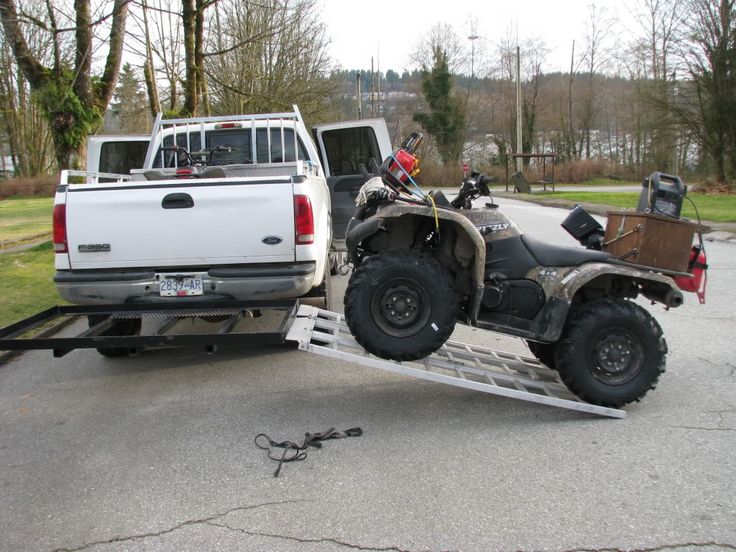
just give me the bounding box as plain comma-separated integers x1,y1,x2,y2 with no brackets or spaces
262,236,283,246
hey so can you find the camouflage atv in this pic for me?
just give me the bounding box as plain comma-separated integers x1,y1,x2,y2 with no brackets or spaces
343,157,684,408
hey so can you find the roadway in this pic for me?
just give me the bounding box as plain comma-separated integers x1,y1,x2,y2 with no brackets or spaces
1,197,734,551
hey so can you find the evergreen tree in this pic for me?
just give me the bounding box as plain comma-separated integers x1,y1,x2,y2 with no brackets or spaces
112,64,150,133
412,46,466,165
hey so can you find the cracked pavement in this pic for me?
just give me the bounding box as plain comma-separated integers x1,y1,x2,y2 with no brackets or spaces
1,198,735,552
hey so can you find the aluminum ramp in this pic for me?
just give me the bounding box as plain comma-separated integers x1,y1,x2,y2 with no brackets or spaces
286,305,625,419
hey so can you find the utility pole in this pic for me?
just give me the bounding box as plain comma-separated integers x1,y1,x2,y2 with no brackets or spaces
370,57,375,117
377,48,381,118
357,72,363,120
516,45,523,173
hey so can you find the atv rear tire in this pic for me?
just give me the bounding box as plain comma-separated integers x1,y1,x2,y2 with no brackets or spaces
88,315,142,358
526,341,557,370
344,249,457,361
555,299,666,407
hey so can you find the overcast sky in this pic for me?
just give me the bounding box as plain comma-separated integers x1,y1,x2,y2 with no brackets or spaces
322,0,631,73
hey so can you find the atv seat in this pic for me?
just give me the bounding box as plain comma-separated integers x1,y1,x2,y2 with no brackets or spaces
521,234,615,267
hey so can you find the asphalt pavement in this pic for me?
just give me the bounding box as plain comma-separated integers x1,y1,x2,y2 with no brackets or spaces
1,197,734,552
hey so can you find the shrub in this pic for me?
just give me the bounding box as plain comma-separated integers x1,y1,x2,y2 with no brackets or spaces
415,164,465,188
554,159,611,183
691,178,735,194
0,174,59,200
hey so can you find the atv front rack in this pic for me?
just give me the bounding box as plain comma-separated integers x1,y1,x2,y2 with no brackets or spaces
286,305,626,419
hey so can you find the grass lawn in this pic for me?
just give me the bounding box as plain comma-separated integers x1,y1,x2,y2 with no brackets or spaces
0,242,64,328
0,196,54,246
530,191,736,223
556,178,640,186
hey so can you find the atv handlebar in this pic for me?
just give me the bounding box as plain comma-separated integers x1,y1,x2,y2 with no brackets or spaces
451,173,496,209
161,144,233,166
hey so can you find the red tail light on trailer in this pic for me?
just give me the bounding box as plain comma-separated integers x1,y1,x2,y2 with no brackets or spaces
294,195,314,245
53,204,68,253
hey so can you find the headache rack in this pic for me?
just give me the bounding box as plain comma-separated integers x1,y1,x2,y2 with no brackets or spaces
143,104,312,169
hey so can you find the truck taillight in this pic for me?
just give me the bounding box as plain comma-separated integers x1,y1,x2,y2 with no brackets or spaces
294,195,314,245
53,204,68,253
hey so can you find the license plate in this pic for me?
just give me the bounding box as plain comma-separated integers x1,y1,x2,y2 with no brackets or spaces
158,274,204,297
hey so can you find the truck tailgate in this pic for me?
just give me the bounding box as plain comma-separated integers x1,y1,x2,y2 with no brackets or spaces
65,179,295,269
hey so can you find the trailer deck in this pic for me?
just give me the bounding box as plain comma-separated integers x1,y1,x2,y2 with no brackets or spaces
0,301,299,358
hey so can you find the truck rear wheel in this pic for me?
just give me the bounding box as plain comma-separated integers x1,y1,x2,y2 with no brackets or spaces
344,249,457,361
301,259,332,310
87,315,142,358
555,299,666,407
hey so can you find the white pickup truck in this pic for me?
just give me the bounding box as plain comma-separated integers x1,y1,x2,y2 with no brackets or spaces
53,106,391,312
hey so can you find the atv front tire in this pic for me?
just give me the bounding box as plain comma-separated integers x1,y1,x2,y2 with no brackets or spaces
344,249,457,361
555,299,666,407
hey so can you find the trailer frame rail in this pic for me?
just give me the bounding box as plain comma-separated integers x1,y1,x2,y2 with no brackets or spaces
0,300,299,358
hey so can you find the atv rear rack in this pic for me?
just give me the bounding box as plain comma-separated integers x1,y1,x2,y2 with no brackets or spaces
285,305,625,419
0,301,299,358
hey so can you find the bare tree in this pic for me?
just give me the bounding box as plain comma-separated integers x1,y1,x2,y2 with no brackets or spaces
411,23,467,74
0,0,128,169
521,37,550,156
205,0,335,120
678,0,736,181
0,18,54,176
579,3,612,159
126,0,184,114
629,0,685,170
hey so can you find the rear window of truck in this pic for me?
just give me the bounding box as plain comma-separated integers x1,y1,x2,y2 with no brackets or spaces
151,128,309,167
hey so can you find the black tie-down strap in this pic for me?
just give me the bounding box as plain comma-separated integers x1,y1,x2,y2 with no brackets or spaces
254,427,363,477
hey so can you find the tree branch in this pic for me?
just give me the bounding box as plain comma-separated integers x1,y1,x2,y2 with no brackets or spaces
0,0,49,89
96,0,130,109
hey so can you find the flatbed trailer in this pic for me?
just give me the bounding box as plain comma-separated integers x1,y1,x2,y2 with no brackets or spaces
0,300,300,358
0,302,625,418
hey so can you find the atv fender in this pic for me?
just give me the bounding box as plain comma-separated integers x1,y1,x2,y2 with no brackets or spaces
527,263,683,342
348,202,488,308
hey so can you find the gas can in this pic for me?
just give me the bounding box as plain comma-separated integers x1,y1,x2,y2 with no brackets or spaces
637,172,687,218
674,246,707,304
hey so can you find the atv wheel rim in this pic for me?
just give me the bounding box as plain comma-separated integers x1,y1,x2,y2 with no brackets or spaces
371,278,431,337
591,329,644,385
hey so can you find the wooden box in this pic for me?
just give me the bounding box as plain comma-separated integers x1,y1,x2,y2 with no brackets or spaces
603,211,697,272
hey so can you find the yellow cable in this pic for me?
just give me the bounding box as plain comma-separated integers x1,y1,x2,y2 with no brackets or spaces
427,193,440,234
